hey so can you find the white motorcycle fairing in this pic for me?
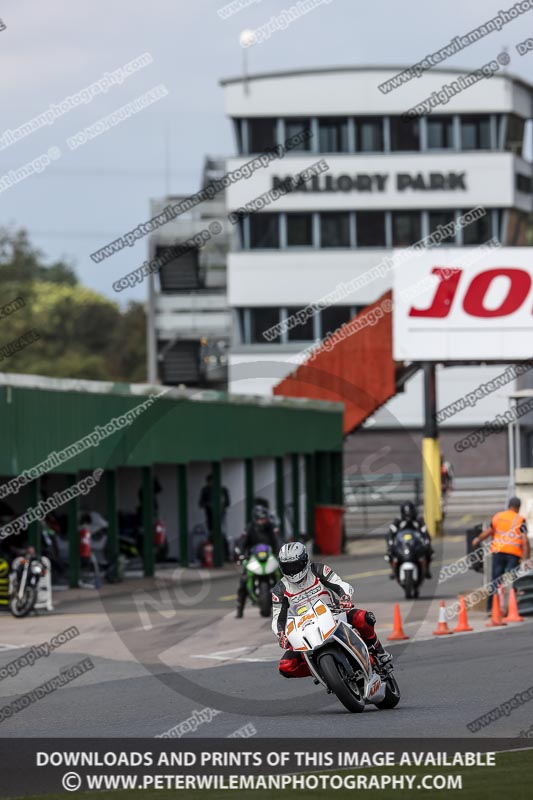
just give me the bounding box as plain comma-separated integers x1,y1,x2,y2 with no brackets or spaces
246,553,278,575
399,561,418,583
285,598,387,704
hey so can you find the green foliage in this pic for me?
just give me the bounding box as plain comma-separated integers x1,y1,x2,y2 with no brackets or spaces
0,227,146,382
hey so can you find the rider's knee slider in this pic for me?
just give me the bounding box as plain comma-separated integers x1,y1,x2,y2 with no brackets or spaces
364,611,376,626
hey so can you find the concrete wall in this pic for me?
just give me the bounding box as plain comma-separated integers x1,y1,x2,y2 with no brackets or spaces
345,428,508,478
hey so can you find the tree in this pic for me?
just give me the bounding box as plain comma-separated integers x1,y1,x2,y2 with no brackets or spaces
0,227,146,382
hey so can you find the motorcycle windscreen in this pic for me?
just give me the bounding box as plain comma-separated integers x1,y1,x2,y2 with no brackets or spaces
332,622,371,676
396,530,425,554
286,600,335,650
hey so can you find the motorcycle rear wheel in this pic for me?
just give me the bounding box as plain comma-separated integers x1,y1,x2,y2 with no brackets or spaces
319,653,365,713
375,673,401,709
9,587,37,618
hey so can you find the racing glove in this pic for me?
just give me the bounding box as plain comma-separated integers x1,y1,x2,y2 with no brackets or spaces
277,632,290,649
338,594,353,610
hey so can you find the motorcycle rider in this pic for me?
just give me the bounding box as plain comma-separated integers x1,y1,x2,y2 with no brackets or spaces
272,542,392,677
386,501,433,579
235,504,279,619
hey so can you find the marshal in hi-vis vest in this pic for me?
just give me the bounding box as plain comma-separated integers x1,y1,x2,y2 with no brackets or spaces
491,510,526,558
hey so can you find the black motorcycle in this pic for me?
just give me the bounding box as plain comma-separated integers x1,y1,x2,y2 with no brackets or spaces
9,554,47,617
390,528,427,599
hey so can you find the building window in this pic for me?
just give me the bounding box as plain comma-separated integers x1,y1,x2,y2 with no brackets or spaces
233,119,244,154
251,308,280,343
318,117,349,152
286,307,314,341
356,117,383,152
506,210,528,245
516,173,532,194
236,309,247,342
427,116,454,149
506,115,525,155
320,306,352,338
249,213,279,248
461,210,492,244
284,118,311,150
392,211,422,246
248,118,277,153
390,116,420,151
460,115,491,150
357,211,386,247
428,210,456,243
320,212,351,247
236,217,246,249
156,246,202,291
286,213,313,246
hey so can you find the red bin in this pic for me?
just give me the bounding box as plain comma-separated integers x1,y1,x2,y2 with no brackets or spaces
314,505,344,556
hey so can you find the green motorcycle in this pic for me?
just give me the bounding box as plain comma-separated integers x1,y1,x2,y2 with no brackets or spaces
244,544,281,617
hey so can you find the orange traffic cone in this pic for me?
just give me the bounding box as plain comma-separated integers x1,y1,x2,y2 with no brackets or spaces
433,600,453,635
486,592,506,627
503,588,524,623
387,603,409,641
453,596,473,633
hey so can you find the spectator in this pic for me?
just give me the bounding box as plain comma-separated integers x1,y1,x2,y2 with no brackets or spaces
199,474,231,560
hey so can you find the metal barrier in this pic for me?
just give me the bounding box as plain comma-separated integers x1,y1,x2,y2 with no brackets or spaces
344,473,423,536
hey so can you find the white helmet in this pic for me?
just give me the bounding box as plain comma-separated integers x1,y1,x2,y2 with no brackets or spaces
278,542,309,583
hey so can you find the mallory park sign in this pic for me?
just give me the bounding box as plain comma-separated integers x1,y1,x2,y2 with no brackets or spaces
272,171,467,193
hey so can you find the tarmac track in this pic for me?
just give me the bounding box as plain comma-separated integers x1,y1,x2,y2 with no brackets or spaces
0,540,531,738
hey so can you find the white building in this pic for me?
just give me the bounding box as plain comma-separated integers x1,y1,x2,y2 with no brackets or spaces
220,66,533,473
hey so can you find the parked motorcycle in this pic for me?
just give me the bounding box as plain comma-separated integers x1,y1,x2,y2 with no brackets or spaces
242,544,280,617
285,598,400,713
390,528,426,599
9,554,47,617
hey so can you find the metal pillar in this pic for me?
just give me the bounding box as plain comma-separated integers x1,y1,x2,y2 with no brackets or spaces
245,458,254,524
305,453,316,541
291,454,300,541
147,271,157,383
275,457,285,541
332,450,344,505
142,466,155,577
27,477,41,554
66,474,80,588
178,464,189,567
211,461,224,567
106,470,119,582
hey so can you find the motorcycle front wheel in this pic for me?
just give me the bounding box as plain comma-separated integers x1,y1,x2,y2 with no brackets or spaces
403,571,414,599
258,581,271,617
9,587,37,618
318,653,365,713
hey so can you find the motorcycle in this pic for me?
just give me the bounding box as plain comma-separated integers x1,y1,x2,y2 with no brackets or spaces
390,528,427,599
242,544,280,617
9,554,47,617
285,598,400,713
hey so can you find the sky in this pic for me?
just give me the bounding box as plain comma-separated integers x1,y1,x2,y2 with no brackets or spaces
2,0,533,305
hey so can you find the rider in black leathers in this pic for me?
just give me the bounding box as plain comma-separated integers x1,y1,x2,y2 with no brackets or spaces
386,501,433,579
235,504,279,618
